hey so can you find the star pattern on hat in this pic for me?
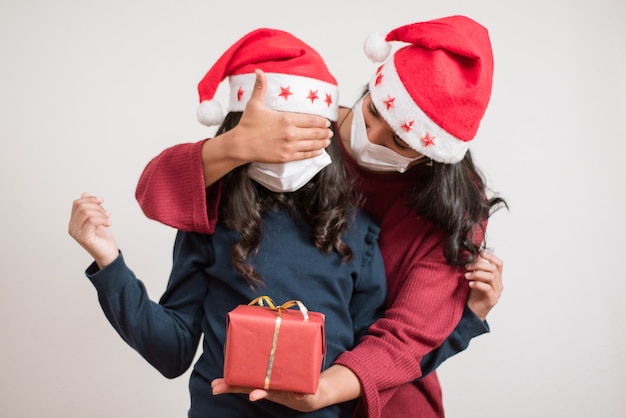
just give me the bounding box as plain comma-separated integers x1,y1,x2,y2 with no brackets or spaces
279,86,293,100
325,93,333,107
421,133,436,146
375,72,384,86
383,95,395,110
401,120,415,132
307,89,319,103
197,28,339,126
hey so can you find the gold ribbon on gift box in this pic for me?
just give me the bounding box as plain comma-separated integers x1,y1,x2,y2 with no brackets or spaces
248,296,310,390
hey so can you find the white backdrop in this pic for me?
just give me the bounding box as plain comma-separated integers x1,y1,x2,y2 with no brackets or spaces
1,1,625,417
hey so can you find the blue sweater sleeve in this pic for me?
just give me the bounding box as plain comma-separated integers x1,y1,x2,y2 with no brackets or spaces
86,235,210,378
417,305,490,378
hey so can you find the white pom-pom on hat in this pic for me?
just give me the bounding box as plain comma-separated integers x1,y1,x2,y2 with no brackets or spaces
363,32,391,63
196,99,225,126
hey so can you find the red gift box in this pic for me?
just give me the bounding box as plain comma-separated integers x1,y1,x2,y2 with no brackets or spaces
223,297,326,394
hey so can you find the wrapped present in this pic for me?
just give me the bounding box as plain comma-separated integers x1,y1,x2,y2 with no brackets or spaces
223,296,326,394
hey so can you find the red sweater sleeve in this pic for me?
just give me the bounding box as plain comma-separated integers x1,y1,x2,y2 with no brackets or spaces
135,139,220,234
334,225,469,418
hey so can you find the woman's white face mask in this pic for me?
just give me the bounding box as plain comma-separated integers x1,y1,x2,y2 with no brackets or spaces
247,151,331,193
350,98,423,173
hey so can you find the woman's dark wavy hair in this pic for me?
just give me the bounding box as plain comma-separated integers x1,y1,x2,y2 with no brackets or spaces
406,151,508,266
215,111,356,287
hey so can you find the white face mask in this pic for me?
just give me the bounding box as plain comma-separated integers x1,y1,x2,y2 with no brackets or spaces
350,98,423,173
248,151,332,193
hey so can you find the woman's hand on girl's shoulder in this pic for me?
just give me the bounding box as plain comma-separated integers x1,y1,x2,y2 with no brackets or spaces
464,252,504,321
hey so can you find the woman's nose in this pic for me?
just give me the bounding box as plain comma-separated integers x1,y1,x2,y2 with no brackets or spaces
366,124,391,147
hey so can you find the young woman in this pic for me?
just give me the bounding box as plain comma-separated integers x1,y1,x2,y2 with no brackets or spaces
134,16,506,417
69,28,489,418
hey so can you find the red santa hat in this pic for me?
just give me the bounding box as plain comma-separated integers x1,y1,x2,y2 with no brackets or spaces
363,15,494,163
196,28,338,126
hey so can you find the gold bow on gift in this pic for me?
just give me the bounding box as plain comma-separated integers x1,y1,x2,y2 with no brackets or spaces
248,296,311,389
248,296,310,321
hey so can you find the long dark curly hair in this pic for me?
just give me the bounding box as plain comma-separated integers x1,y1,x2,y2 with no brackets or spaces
215,112,357,287
405,151,508,266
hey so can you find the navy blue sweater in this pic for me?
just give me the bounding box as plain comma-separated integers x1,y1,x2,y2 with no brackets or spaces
86,209,487,417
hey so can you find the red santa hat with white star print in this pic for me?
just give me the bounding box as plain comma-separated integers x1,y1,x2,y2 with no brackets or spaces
196,28,338,126
363,15,494,164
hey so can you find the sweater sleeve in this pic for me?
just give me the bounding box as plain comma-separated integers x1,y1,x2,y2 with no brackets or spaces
334,231,470,417
86,237,210,378
135,139,219,234
418,304,490,379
